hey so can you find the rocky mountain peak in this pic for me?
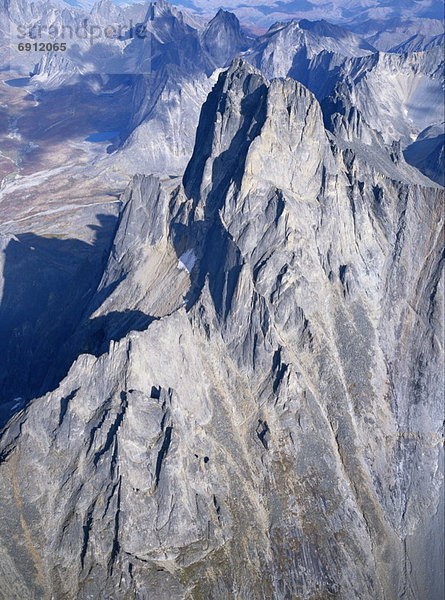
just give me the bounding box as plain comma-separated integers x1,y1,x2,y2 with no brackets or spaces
183,58,329,211
299,18,377,51
183,58,268,201
202,8,251,67
244,15,376,83
90,0,122,20
145,0,178,22
214,7,239,23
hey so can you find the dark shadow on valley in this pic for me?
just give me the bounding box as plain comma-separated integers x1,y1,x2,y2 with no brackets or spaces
0,214,155,427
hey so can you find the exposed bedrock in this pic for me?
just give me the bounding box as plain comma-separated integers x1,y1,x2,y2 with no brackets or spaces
0,60,443,600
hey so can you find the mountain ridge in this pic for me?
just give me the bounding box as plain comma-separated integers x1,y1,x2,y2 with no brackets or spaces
0,57,443,600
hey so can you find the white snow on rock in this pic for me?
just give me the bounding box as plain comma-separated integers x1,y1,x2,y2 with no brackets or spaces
177,249,196,273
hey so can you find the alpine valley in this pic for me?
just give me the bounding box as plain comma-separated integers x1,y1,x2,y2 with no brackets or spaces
0,1,443,599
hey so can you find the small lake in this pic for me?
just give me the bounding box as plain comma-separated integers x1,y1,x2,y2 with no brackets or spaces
5,78,31,88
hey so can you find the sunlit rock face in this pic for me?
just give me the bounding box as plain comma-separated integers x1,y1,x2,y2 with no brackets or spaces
0,59,442,600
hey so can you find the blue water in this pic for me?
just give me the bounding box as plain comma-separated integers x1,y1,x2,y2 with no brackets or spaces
5,78,30,88
85,131,120,143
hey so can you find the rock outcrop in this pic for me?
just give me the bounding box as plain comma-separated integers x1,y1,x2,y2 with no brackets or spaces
0,59,443,600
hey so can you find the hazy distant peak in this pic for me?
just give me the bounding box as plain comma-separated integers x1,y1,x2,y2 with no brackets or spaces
202,8,251,67
213,8,237,21
146,0,176,20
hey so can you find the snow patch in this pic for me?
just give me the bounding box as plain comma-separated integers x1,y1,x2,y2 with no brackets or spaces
177,249,196,273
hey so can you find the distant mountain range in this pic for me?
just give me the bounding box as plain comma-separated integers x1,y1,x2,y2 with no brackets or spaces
1,0,443,181
18,0,445,26
121,0,445,25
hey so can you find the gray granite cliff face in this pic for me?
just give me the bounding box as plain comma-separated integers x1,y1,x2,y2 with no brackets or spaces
0,60,443,600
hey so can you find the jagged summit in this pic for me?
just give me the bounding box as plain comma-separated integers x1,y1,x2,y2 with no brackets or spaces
201,8,251,67
249,15,377,69
298,18,377,52
214,7,237,21
90,0,123,19
146,0,176,20
183,57,330,211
